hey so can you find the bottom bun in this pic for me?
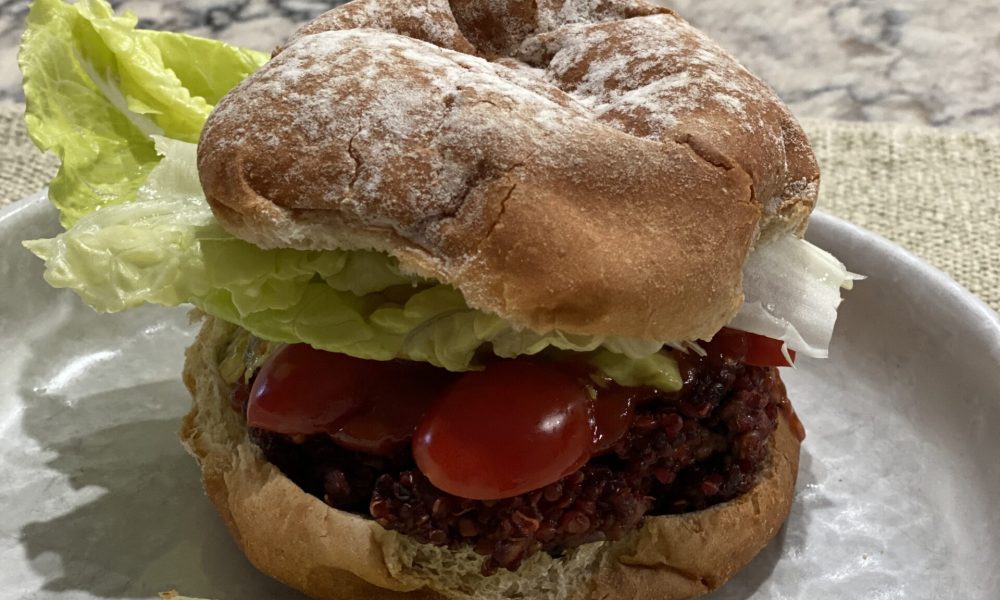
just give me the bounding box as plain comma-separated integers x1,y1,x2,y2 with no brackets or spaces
180,317,801,600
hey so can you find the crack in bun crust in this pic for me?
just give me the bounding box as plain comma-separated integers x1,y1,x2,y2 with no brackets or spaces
196,0,819,343
181,317,800,600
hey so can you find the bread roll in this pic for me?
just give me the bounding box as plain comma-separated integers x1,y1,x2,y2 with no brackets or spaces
197,0,818,343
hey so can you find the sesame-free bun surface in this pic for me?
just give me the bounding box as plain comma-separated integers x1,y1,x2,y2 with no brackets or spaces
197,0,819,343
180,317,801,600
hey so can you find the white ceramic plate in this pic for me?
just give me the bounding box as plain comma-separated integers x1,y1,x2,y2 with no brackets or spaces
1,193,998,599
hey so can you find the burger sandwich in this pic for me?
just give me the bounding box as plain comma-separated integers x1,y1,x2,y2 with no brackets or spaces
21,0,859,598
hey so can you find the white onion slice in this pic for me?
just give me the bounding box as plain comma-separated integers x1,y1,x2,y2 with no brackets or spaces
727,234,862,358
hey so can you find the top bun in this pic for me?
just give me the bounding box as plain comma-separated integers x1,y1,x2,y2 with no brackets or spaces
197,0,819,342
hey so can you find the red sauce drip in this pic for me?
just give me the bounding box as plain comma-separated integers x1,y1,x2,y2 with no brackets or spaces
590,387,636,452
770,371,806,442
782,402,807,442
547,360,645,454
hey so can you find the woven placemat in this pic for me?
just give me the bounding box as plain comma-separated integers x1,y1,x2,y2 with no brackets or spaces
801,119,1000,312
2,102,998,312
1,102,59,204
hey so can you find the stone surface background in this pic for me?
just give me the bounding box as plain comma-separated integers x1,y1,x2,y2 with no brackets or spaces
2,0,998,128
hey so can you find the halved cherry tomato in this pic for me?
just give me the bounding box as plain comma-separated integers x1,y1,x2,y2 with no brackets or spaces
412,360,592,500
704,328,796,367
333,390,439,456
247,344,453,455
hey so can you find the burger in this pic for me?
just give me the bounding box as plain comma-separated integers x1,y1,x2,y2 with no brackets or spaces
21,0,858,598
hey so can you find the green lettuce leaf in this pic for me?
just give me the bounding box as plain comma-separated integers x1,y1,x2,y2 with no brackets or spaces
25,139,679,388
18,0,267,226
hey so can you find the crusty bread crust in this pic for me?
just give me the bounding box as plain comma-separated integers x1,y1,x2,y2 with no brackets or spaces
196,0,819,343
180,317,800,600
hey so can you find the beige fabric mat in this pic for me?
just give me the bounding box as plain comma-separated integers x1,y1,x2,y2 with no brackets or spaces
2,102,998,312
801,119,1000,312
1,102,59,205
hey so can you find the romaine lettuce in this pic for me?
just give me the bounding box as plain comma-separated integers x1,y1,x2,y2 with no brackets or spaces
728,234,862,359
18,0,267,226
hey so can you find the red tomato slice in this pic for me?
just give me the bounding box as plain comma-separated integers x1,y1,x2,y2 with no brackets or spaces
744,332,796,367
705,328,795,367
412,360,592,500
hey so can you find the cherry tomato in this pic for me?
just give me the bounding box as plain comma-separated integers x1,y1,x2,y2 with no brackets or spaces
247,344,452,455
413,360,592,500
332,379,445,455
704,328,796,367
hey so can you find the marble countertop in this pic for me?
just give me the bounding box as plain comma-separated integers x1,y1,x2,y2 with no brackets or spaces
1,0,998,129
